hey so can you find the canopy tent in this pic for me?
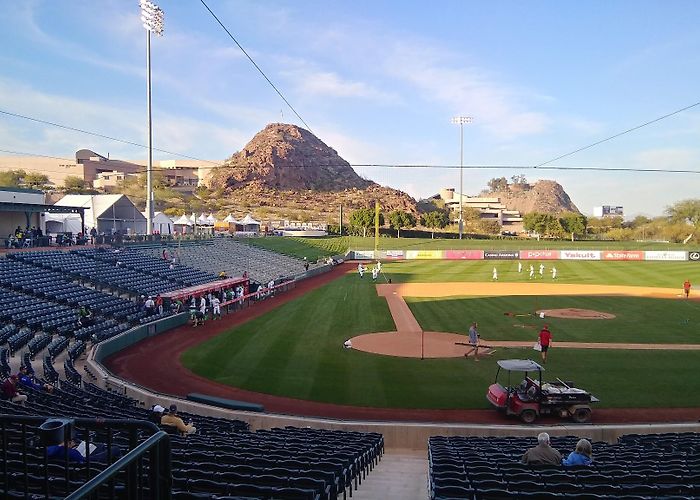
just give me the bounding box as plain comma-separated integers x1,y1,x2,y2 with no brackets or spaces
173,214,192,226
196,213,210,226
189,213,197,224
55,194,146,235
206,214,217,225
223,213,239,223
141,211,174,234
43,213,83,235
239,213,261,232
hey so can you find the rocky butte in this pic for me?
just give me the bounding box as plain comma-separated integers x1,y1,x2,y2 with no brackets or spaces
206,123,418,217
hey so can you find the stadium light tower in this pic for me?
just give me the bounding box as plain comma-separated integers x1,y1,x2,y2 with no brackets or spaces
450,116,473,239
140,0,164,236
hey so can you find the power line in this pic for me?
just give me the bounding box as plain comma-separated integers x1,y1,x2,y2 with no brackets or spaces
535,101,700,167
0,148,75,162
198,0,314,133
0,109,220,165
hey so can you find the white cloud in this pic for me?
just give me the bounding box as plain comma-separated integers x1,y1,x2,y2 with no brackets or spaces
295,70,398,102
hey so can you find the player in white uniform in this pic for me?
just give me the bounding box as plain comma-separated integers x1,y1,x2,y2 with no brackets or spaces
492,267,498,281
371,267,379,280
376,260,382,272
358,263,365,278
211,296,221,319
552,266,557,280
199,296,207,318
539,263,545,277
529,265,535,279
518,261,522,273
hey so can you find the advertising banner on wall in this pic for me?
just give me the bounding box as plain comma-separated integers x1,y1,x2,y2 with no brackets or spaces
688,251,700,262
645,251,687,261
520,250,560,260
405,250,445,260
353,250,376,260
379,250,405,260
483,250,519,260
444,250,484,260
560,250,601,260
601,250,644,261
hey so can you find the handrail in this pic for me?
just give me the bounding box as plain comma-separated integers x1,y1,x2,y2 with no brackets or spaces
66,430,171,500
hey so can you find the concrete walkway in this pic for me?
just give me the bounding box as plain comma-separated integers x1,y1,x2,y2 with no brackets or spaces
351,451,428,500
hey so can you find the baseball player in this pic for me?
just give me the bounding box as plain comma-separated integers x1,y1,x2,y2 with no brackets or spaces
539,263,545,277
376,260,382,272
492,267,498,281
199,295,207,318
371,266,379,280
529,265,535,280
684,279,692,298
518,261,522,273
358,263,365,278
552,266,557,280
211,296,221,320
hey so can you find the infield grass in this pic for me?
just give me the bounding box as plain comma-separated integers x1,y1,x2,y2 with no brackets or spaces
183,260,700,410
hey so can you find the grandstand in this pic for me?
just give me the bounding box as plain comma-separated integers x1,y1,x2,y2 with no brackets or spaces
134,238,320,285
3,241,700,499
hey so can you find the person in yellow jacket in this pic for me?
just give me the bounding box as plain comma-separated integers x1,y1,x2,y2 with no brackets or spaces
160,404,196,435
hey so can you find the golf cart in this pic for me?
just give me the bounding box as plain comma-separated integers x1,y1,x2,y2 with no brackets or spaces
486,359,598,424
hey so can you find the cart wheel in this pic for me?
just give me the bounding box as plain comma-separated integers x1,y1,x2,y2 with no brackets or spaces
572,407,591,423
520,409,537,424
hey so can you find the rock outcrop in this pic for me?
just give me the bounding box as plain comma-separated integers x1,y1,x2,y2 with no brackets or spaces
489,180,579,214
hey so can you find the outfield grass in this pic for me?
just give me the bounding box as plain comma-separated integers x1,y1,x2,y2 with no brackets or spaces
183,260,700,410
244,235,687,260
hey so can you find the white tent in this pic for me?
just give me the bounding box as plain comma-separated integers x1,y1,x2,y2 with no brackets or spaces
54,194,146,234
189,213,197,224
197,213,209,225
240,213,261,232
206,214,217,225
43,213,83,235
173,214,192,226
141,211,174,235
223,213,238,223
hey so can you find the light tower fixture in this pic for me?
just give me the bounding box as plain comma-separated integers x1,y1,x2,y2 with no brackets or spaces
140,0,164,236
450,115,473,239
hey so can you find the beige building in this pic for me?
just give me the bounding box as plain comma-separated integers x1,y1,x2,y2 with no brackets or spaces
0,150,217,191
439,188,523,232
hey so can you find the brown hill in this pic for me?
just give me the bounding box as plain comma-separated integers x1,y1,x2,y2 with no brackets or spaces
488,180,579,214
207,123,418,216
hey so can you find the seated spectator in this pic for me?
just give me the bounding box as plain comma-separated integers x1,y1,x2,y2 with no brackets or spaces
77,305,94,327
17,366,53,393
149,404,166,424
160,404,196,435
562,439,593,466
522,432,562,465
1,375,28,405
218,271,227,279
47,438,122,463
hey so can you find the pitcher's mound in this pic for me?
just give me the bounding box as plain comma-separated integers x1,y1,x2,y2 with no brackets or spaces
537,308,616,319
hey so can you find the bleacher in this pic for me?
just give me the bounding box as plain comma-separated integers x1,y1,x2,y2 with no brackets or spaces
429,434,700,499
136,239,314,285
1,373,383,499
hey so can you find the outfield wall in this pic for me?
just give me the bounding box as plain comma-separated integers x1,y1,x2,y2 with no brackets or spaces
351,249,700,262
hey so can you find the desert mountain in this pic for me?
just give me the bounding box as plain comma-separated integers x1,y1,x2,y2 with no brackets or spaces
488,180,580,214
207,123,418,215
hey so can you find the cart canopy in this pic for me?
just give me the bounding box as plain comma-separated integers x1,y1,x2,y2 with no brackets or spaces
497,359,544,372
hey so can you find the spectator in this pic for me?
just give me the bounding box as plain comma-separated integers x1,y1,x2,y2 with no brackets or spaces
47,438,122,463
89,227,97,245
522,432,562,465
1,375,28,405
562,439,593,466
17,366,53,393
192,309,205,327
155,294,163,315
218,271,227,279
144,296,155,316
160,404,196,435
149,404,166,424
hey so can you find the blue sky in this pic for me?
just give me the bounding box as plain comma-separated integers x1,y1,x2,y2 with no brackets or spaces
1,0,699,216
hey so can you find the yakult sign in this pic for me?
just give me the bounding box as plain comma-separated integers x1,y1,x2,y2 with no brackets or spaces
560,250,601,260
520,250,560,260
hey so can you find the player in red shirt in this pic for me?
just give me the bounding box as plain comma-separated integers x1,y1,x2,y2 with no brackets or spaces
684,279,691,299
538,325,552,363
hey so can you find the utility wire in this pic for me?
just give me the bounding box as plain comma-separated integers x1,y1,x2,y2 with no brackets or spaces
536,101,700,167
0,109,220,165
198,0,313,133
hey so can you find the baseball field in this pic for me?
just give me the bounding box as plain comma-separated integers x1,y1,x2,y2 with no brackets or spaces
181,256,700,411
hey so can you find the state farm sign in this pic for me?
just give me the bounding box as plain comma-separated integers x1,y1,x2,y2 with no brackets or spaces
520,250,560,260
560,250,601,260
601,250,644,261
645,251,687,261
